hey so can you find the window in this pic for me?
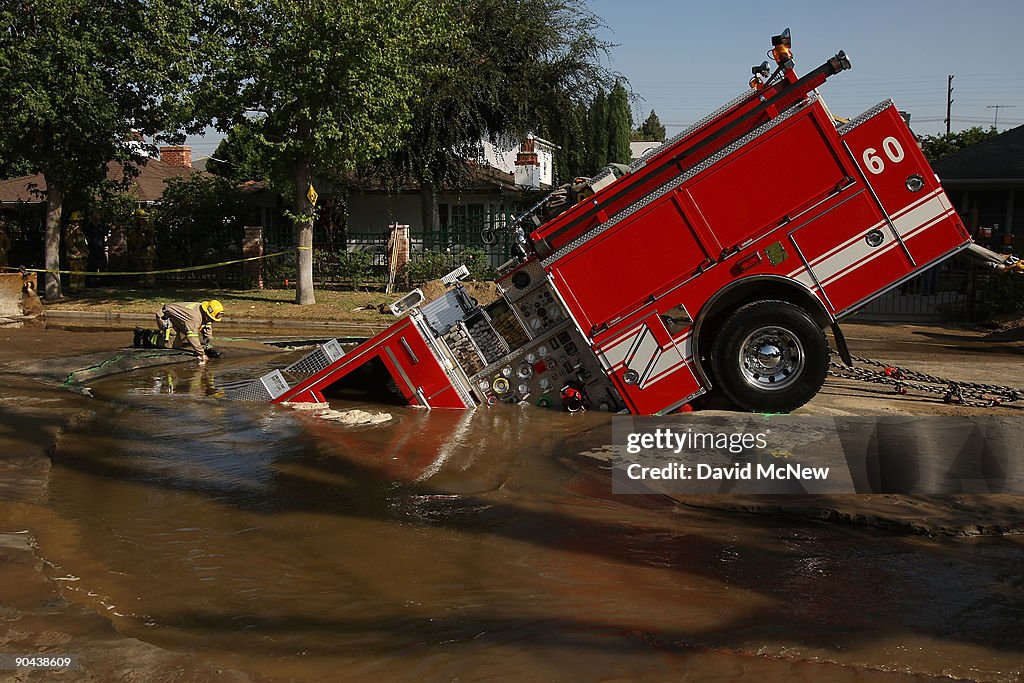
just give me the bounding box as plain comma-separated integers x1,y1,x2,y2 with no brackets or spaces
445,204,460,228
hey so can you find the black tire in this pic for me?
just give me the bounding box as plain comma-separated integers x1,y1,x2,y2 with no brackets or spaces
710,300,828,413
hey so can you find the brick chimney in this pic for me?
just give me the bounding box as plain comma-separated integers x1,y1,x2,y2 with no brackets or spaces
514,137,541,189
159,145,192,168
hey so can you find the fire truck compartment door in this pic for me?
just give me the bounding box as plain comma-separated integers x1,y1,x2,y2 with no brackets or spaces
379,325,467,409
279,319,467,409
787,190,917,314
595,313,701,414
549,194,713,333
840,104,968,274
681,107,849,255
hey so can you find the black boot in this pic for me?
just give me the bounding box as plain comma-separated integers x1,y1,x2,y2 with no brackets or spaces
133,327,145,348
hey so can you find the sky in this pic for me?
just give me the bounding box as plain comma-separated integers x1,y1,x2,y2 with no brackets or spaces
186,0,1024,157
586,0,1024,138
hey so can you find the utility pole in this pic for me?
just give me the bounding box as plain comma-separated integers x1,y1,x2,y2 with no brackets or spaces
944,74,954,135
986,105,1015,129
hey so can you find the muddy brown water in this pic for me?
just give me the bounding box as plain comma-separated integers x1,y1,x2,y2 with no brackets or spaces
6,330,1024,681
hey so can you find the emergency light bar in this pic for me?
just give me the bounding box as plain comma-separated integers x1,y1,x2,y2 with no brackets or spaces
771,28,794,68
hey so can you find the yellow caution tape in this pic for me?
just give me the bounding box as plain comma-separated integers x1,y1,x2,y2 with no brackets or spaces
1,250,290,277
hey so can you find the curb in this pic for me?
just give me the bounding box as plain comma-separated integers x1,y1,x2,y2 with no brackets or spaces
43,309,390,332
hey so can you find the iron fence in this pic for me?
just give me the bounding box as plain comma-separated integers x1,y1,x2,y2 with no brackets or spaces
12,199,1010,320
856,256,969,321
413,212,518,268
1,203,520,290
1,205,46,270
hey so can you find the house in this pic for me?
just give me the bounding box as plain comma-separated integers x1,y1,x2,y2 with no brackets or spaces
0,146,204,268
931,125,1024,250
341,137,556,263
0,145,201,208
480,134,557,189
347,165,525,237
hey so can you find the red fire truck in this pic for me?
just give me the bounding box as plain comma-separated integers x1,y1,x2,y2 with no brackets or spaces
229,30,972,415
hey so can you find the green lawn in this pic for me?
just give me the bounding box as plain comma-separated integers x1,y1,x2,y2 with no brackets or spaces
46,287,402,323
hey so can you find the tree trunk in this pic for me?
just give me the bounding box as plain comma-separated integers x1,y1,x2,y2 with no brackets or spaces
293,158,316,305
419,183,438,249
42,175,63,300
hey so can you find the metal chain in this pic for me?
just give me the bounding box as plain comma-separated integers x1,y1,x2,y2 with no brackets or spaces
827,350,1024,408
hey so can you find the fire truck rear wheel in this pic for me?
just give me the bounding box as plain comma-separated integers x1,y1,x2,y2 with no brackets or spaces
711,300,828,413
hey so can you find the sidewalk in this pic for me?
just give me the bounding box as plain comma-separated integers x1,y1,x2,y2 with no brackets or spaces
43,308,390,333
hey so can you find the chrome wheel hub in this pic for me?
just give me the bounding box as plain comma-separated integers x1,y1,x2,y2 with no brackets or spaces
738,326,805,391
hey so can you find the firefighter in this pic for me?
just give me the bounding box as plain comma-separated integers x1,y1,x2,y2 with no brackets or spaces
130,208,156,286
147,300,224,363
0,218,10,268
84,212,109,277
65,212,89,293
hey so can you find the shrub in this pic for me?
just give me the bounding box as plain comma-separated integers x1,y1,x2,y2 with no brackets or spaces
979,270,1024,316
151,175,247,268
404,251,454,285
403,247,495,287
461,247,494,281
261,250,295,288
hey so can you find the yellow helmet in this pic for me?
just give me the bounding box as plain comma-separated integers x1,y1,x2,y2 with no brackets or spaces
202,300,224,321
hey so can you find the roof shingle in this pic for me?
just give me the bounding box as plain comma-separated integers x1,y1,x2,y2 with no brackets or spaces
0,157,203,204
931,125,1024,181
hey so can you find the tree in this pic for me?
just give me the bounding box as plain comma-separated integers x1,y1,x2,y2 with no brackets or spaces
635,110,667,142
921,126,999,162
0,154,30,180
606,80,632,165
151,174,247,268
372,0,612,239
551,99,589,183
0,0,196,299
588,89,609,172
207,120,282,188
196,0,455,305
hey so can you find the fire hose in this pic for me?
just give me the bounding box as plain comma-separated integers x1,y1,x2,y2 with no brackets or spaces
827,350,1024,408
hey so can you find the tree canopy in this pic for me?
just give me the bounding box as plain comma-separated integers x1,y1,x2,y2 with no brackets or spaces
552,81,641,182
606,80,632,164
550,99,590,183
0,0,196,297
587,89,609,172
634,110,667,142
194,0,457,304
207,120,281,189
367,0,613,239
921,126,999,162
